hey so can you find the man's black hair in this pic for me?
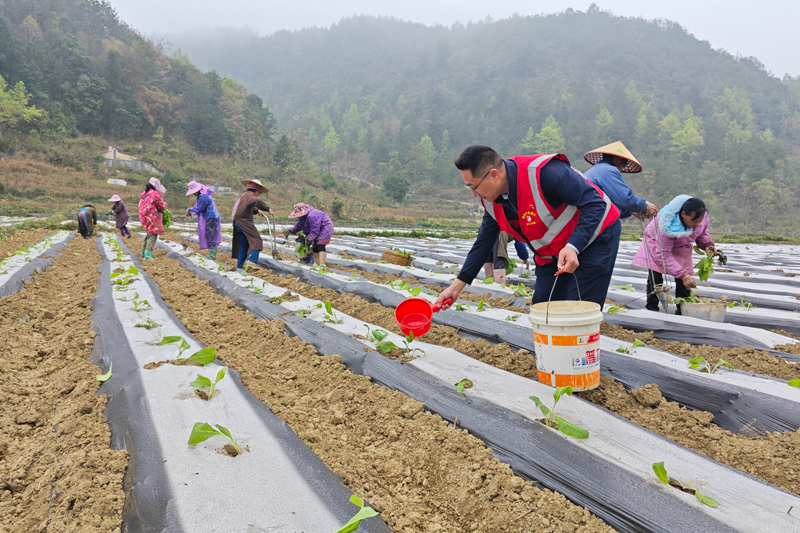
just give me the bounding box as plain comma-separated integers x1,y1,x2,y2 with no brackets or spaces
454,145,503,176
680,197,706,221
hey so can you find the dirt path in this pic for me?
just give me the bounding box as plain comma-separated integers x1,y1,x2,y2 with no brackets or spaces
133,240,614,533
601,323,800,381
0,236,127,532
0,228,60,261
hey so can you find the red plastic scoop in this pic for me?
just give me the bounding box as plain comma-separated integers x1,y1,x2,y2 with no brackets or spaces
395,297,453,337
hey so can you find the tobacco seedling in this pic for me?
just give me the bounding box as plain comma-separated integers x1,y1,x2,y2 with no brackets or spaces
348,272,359,280
477,299,491,312
427,291,437,295
401,331,425,357
673,291,704,305
529,386,589,439
118,292,139,302
316,301,343,324
514,284,532,297
505,258,517,275
455,378,473,393
311,264,329,273
788,379,800,388
617,284,636,291
132,297,152,311
689,357,734,374
453,303,470,311
190,366,227,400
652,462,719,508
727,295,753,310
506,314,520,321
135,318,161,329
296,307,313,317
96,363,113,382
389,280,411,291
378,260,389,264
188,422,241,456
607,306,627,313
693,251,715,281
481,277,494,284
159,335,191,358
334,494,379,533
269,296,285,304
407,287,422,297
616,339,646,353
369,328,399,354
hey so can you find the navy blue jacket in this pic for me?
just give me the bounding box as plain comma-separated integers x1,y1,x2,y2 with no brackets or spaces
584,160,646,219
458,158,609,284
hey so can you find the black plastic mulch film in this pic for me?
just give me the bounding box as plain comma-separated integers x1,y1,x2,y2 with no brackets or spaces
161,242,738,533
93,237,393,533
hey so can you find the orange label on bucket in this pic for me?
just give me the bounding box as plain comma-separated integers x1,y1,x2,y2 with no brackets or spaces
551,332,600,346
533,332,548,344
537,369,600,391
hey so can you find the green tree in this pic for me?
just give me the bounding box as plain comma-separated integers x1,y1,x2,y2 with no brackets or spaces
595,107,615,143
0,76,44,141
534,115,565,154
273,134,305,182
323,126,340,171
405,133,436,194
380,151,409,203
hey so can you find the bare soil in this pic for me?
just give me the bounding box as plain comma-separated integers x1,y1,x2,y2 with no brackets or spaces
0,228,59,261
0,236,127,532
601,323,800,382
132,237,613,533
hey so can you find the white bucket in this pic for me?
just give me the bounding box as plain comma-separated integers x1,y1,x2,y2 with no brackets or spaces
679,302,727,323
529,300,603,391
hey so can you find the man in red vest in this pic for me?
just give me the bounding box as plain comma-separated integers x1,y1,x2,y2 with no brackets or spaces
434,145,621,309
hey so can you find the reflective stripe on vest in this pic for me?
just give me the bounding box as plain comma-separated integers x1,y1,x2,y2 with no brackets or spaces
482,154,617,263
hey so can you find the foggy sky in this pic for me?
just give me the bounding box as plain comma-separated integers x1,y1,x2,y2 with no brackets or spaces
108,0,800,78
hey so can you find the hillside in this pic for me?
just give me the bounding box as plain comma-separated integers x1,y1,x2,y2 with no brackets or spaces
162,9,800,233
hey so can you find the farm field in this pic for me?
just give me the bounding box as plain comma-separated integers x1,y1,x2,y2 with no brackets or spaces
2,226,800,532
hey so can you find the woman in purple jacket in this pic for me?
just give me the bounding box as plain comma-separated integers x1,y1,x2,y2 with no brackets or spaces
286,203,334,265
632,195,715,314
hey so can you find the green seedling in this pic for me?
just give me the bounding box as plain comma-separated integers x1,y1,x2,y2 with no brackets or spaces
311,264,329,273
378,260,388,264
693,251,715,281
135,318,161,329
348,272,359,280
673,291,704,305
727,295,753,310
316,301,343,324
652,461,669,484
514,284,532,297
689,357,734,374
255,352,264,359
453,303,470,311
695,490,719,508
159,335,192,358
190,366,227,400
607,306,627,314
96,363,113,382
334,494,380,533
132,298,152,311
529,386,588,439
269,296,285,304
455,379,473,393
401,331,425,357
389,280,411,291
187,422,241,456
407,287,422,297
506,314,520,321
117,292,139,302
520,273,531,278
394,249,412,258
616,339,647,353
427,291,437,295
505,258,517,275
653,461,717,508
477,299,491,312
296,307,313,317
788,379,799,388
481,277,494,284
186,347,216,366
617,284,636,291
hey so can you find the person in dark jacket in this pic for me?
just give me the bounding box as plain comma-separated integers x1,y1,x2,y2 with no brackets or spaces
108,195,131,238
583,141,657,220
78,204,97,238
231,179,272,271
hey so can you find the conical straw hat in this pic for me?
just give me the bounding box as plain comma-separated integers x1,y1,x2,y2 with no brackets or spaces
584,141,643,173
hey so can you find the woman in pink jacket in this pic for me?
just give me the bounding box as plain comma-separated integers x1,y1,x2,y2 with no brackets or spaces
632,195,715,314
138,177,168,260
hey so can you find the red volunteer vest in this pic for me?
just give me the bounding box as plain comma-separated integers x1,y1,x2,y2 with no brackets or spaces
482,154,619,266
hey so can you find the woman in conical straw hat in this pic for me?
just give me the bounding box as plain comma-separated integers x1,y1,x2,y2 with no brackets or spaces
230,179,272,271
583,141,657,220
108,194,131,239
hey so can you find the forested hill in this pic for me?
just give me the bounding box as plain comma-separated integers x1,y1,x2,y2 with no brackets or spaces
0,0,275,155
164,9,800,232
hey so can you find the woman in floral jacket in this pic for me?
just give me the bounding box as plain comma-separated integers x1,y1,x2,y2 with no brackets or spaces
138,177,167,259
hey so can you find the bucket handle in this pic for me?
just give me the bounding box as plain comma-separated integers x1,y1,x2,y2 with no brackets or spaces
545,272,582,325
